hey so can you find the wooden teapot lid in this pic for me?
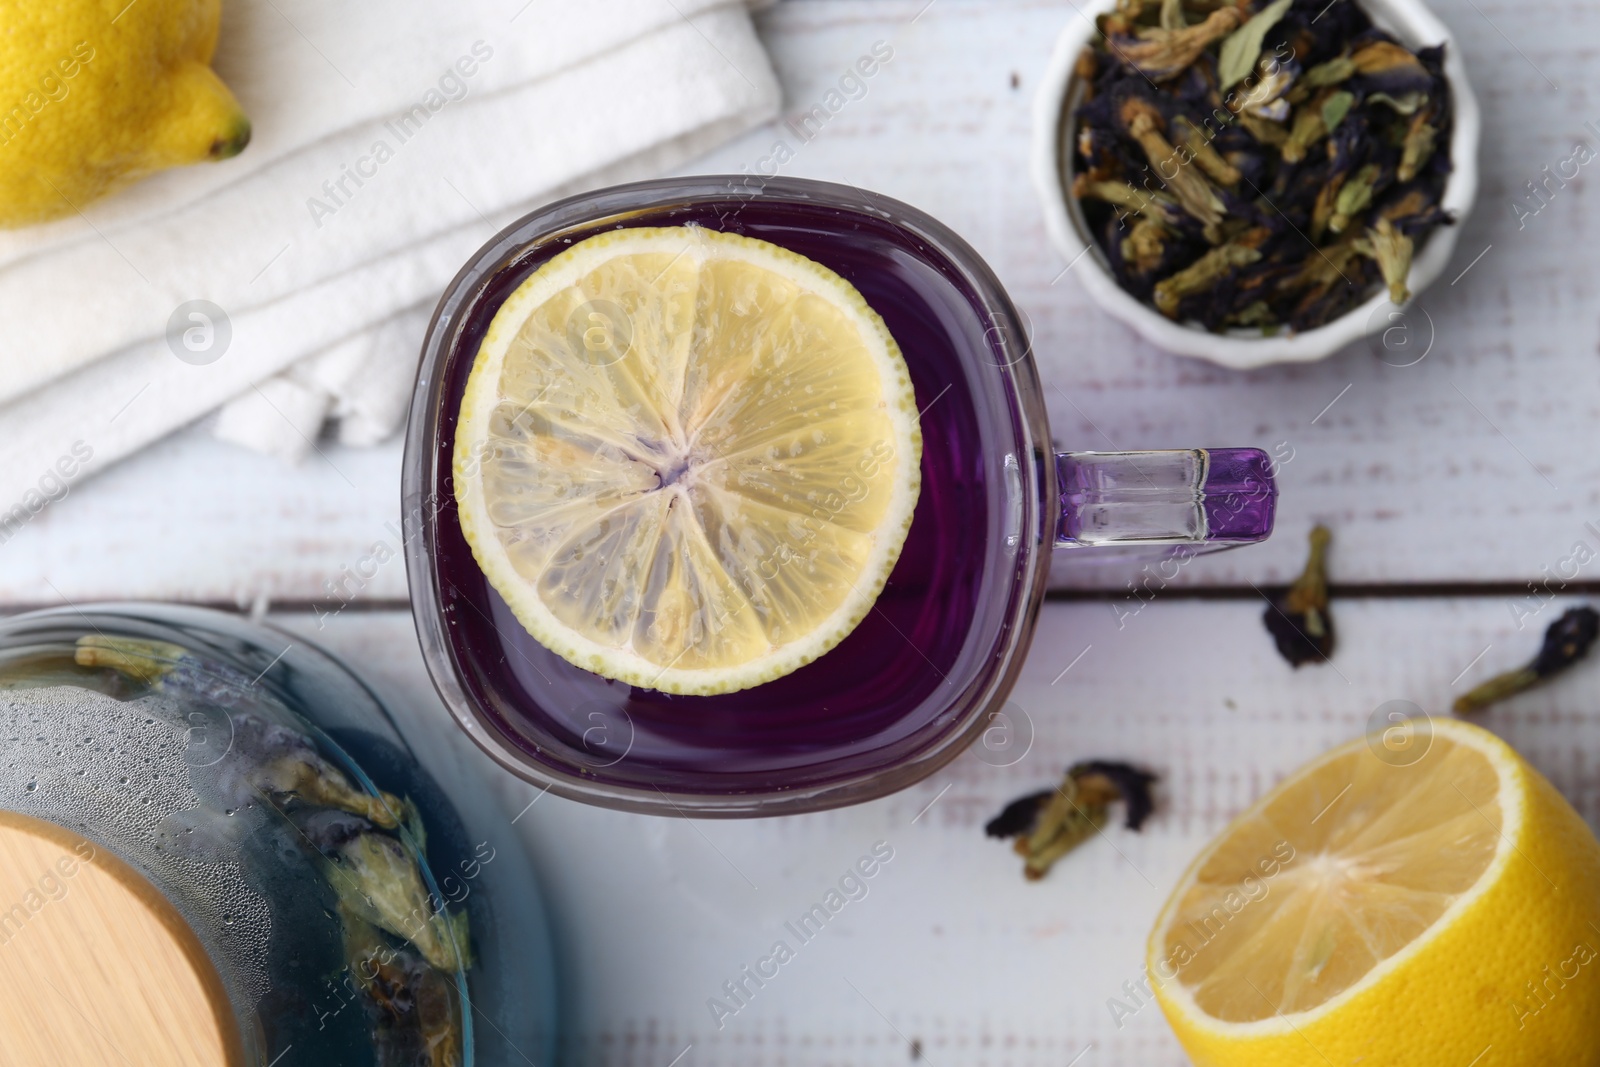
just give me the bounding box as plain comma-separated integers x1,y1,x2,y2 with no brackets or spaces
0,812,243,1066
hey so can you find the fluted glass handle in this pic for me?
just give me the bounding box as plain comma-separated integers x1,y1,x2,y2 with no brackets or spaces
1055,448,1276,549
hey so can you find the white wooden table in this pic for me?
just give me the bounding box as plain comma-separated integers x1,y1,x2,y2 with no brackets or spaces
6,1,1599,1064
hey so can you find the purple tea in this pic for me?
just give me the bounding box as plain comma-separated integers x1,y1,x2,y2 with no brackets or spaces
428,191,1026,797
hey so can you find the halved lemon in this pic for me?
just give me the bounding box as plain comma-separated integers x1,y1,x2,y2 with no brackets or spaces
453,226,922,696
1150,718,1600,1066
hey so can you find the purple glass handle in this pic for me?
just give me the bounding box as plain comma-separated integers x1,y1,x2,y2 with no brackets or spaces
1055,448,1277,549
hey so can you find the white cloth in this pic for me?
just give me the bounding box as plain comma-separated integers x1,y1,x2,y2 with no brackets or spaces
0,0,780,486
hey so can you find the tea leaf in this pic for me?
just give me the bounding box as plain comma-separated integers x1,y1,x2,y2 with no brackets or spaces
1219,0,1293,90
1301,55,1357,91
1321,90,1355,133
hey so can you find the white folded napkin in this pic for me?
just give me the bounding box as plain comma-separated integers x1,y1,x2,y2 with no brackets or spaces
0,0,779,492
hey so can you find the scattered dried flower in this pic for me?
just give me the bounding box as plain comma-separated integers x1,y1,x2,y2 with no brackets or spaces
1264,524,1334,667
1454,607,1600,714
986,761,1159,880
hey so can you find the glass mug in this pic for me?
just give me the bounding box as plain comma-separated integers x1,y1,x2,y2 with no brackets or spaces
403,176,1276,817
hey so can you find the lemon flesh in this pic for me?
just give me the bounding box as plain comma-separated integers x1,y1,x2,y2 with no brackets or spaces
0,0,249,227
1150,719,1600,1066
453,226,922,696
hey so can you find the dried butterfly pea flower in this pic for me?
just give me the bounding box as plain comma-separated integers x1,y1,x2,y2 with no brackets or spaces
984,790,1053,839
298,808,472,973
1123,216,1177,274
1153,229,1268,317
1321,90,1355,133
1172,115,1243,185
1282,88,1336,163
1290,250,1375,331
1354,217,1414,303
1274,0,1370,69
1230,300,1278,327
1367,91,1428,115
1454,607,1600,714
1120,96,1230,235
1398,106,1439,182
1076,760,1160,829
1236,110,1289,147
1349,38,1434,97
1329,161,1384,234
222,714,414,831
342,909,465,1067
1073,173,1191,229
1106,6,1245,82
1263,524,1335,667
985,762,1159,880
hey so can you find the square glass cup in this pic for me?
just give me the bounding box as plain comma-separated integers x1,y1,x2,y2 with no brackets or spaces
403,176,1275,817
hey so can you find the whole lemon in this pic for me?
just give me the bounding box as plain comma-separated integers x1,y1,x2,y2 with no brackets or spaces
0,0,250,227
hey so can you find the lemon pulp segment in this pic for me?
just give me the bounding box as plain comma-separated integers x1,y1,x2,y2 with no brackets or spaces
1159,734,1501,1021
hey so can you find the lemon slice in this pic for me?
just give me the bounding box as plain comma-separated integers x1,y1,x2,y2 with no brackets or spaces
453,226,922,696
1149,718,1600,1066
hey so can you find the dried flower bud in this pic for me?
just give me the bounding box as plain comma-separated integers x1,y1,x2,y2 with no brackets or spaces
1172,115,1243,185
1153,235,1265,317
1454,607,1600,714
1122,216,1174,274
1350,39,1433,97
1282,102,1328,164
1264,525,1334,667
1329,162,1383,234
1073,173,1189,229
1236,111,1289,147
1398,108,1440,182
1106,7,1245,82
986,762,1159,881
1355,217,1414,304
1121,97,1229,233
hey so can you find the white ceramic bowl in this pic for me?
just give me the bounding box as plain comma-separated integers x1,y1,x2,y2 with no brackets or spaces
1031,0,1480,368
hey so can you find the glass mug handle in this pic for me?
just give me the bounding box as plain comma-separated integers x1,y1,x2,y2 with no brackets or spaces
1055,448,1277,550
